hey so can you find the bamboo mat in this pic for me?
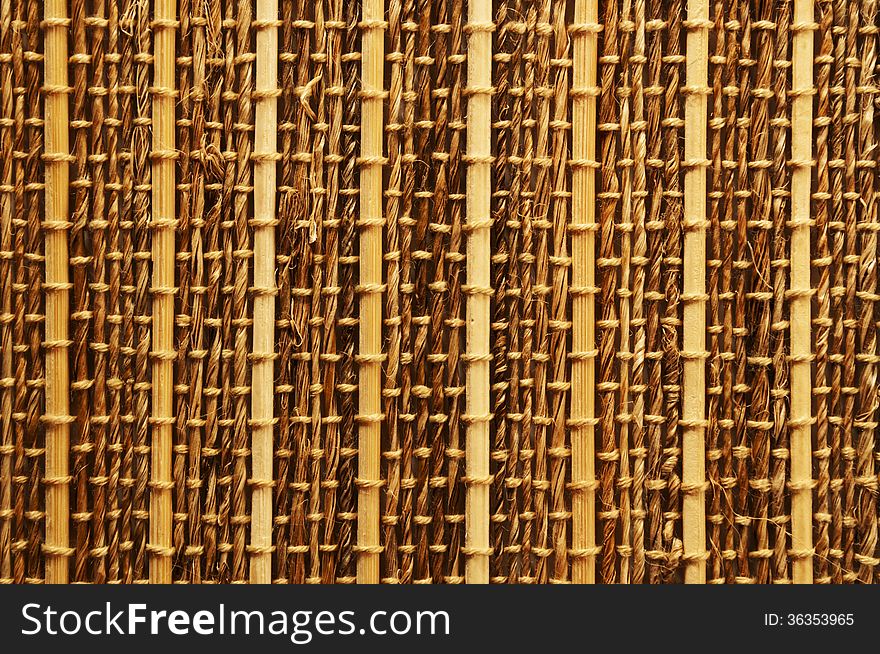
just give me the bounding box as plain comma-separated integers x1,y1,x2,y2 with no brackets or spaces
0,0,878,585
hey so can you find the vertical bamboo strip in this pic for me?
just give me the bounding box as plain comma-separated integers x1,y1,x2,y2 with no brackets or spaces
148,0,176,584
790,1,815,584
43,0,72,585
357,0,384,584
569,1,598,585
250,0,278,584
681,0,709,584
617,0,633,583
463,0,492,584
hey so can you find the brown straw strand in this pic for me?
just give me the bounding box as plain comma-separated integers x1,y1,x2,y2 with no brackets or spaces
250,0,278,585
88,0,111,584
681,0,709,584
173,0,192,584
412,0,433,584
661,0,684,584
322,0,344,585
444,0,464,586
201,0,225,583
597,0,619,584
519,1,538,584
8,0,26,585
334,0,360,585
357,0,383,584
855,0,877,583
25,0,45,585
629,0,647,585
839,0,857,583
117,0,136,583
770,3,791,583
790,0,815,584
706,0,723,584
184,0,207,583
397,0,416,585
306,4,325,586
71,0,91,584
148,0,175,584
750,0,774,585
490,0,520,584
644,0,666,584
0,0,13,586
429,0,450,583
547,0,570,585
814,0,833,585
533,0,551,585
44,0,72,585
383,0,403,585
231,0,253,584
733,0,752,583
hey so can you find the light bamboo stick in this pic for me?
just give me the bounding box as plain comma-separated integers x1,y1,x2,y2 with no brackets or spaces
149,0,176,584
43,0,72,585
464,0,492,585
357,0,384,584
789,1,815,584
682,0,709,584
570,1,599,585
249,0,279,586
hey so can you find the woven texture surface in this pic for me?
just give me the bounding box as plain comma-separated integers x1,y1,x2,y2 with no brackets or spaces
0,0,879,584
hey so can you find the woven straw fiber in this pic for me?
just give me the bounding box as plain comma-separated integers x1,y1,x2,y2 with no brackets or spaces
0,0,878,585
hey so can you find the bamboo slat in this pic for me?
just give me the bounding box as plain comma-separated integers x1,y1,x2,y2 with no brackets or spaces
43,0,72,585
789,0,815,585
681,0,709,584
464,0,492,585
148,0,175,584
570,0,599,585
357,0,384,584
250,0,279,585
